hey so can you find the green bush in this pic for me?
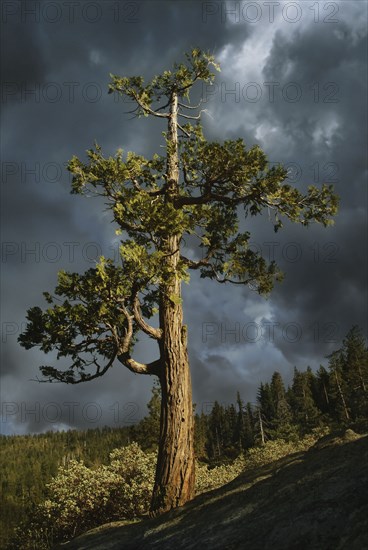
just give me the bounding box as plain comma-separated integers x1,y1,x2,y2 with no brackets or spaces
244,427,330,469
195,456,246,495
8,443,155,549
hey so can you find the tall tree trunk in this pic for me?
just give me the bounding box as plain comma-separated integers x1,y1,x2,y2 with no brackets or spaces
334,369,350,421
323,381,330,406
150,237,195,514
357,364,367,392
150,91,195,515
258,408,265,446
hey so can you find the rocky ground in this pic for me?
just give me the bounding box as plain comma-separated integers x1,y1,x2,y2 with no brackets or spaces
57,430,368,550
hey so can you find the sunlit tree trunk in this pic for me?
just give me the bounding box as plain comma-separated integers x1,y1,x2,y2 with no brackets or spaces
150,92,195,514
151,271,195,514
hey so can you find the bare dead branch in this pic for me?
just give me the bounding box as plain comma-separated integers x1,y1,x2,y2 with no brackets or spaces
178,99,203,110
177,123,191,138
177,110,208,121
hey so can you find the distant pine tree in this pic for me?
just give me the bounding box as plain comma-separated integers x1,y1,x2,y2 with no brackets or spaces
327,350,351,424
233,392,254,451
341,326,368,419
314,365,331,416
194,412,209,460
270,372,294,439
257,383,276,423
206,401,227,460
130,381,161,451
289,367,321,432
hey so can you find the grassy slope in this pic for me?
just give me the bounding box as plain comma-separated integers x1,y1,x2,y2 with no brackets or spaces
57,430,368,550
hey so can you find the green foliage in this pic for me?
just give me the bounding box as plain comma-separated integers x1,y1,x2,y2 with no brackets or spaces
257,382,276,424
194,412,209,460
326,326,368,423
243,427,329,469
108,48,220,110
130,381,161,452
339,326,368,419
206,398,256,460
18,258,138,383
1,426,131,549
255,327,368,438
289,367,321,432
19,47,339,385
234,394,254,451
9,443,155,549
195,455,246,495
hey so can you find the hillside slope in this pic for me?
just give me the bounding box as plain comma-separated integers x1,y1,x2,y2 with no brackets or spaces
57,431,368,550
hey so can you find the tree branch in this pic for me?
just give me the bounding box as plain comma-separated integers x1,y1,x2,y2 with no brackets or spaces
178,99,203,110
37,352,118,384
130,90,169,118
180,255,211,270
132,292,162,340
117,353,161,376
175,191,246,207
131,178,164,197
177,123,191,138
177,110,208,120
154,99,171,113
184,259,258,287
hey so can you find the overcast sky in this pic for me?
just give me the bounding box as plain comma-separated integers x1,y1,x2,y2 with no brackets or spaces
1,0,367,435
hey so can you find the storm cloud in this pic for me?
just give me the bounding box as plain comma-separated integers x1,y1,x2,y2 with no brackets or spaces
1,0,367,434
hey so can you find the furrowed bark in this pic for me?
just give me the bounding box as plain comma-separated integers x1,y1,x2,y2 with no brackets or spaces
150,236,195,515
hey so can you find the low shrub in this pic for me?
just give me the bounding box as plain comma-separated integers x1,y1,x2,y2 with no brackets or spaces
195,456,246,495
8,443,155,549
244,427,330,469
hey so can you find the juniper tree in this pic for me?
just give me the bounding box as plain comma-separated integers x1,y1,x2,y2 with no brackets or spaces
19,49,338,515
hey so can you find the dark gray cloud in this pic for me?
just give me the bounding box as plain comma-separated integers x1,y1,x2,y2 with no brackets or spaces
1,1,367,434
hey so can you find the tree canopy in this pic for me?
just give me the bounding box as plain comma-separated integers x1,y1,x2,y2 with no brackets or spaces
19,49,338,386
